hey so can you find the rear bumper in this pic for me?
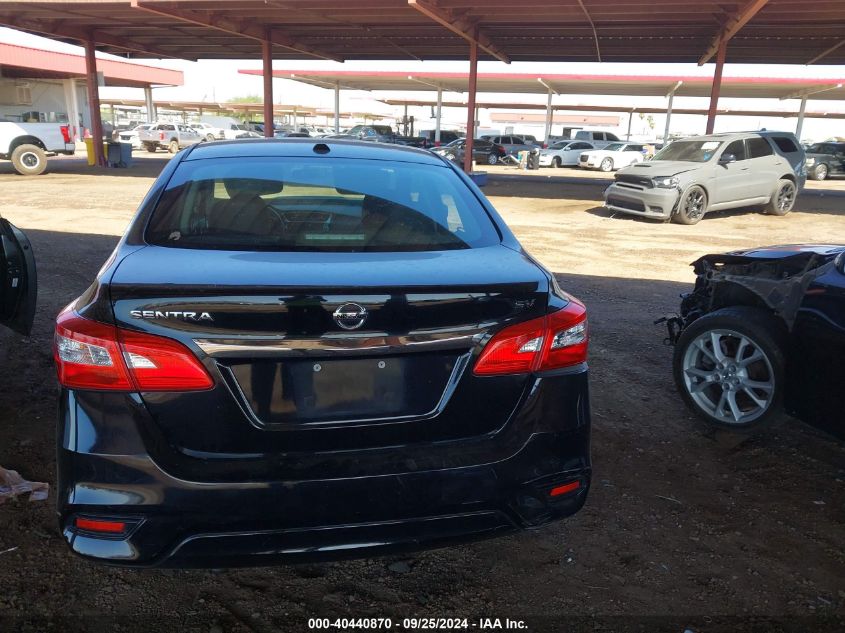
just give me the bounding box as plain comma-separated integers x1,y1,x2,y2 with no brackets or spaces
57,369,591,567
603,182,679,220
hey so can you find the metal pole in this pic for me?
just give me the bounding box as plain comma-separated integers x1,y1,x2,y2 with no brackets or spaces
435,86,442,144
663,91,675,144
83,38,105,167
144,85,155,123
795,96,808,141
463,38,478,174
262,37,274,138
626,110,633,140
544,88,553,142
705,39,727,134
403,103,408,136
334,82,340,133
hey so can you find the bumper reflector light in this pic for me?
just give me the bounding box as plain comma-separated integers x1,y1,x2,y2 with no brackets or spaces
74,517,127,534
549,481,581,497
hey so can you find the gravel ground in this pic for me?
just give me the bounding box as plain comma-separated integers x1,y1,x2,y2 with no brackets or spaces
0,155,843,633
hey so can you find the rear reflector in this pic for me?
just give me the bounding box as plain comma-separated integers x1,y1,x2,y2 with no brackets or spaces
54,308,213,392
74,517,127,534
473,299,588,376
549,481,581,497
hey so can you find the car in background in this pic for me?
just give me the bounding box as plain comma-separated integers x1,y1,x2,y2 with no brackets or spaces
804,141,845,180
190,122,224,142
338,125,425,147
139,123,203,153
603,131,806,225
432,137,507,165
418,129,463,147
539,141,595,168
664,244,844,437
579,143,646,172
0,214,36,337
571,130,622,149
0,119,76,175
117,123,153,149
53,139,591,567
274,130,311,138
480,135,535,156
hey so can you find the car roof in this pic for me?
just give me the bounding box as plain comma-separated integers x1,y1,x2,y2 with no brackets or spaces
687,131,799,143
184,138,447,166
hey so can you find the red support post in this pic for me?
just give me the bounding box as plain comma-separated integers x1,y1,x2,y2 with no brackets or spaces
262,37,274,138
83,38,106,166
463,38,478,174
705,39,727,134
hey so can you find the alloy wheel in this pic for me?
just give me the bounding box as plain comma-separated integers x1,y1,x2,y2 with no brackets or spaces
683,189,706,220
776,181,796,212
681,328,776,424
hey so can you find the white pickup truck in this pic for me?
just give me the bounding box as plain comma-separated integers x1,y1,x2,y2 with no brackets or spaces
0,120,75,175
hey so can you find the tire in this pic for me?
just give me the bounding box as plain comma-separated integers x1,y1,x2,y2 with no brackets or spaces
552,156,561,168
11,144,47,176
809,164,828,181
486,153,498,165
168,140,180,154
673,306,786,431
600,157,614,172
144,143,157,153
765,178,797,216
672,185,708,225
205,133,216,142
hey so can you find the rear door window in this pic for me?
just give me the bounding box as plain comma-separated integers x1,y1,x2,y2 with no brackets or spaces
146,157,501,252
747,137,774,158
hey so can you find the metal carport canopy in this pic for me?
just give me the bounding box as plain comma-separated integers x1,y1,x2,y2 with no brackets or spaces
0,1,844,65
239,70,845,101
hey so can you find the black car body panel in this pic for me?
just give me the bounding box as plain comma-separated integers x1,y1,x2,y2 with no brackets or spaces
0,216,36,336
805,142,845,178
56,139,591,567
667,244,845,436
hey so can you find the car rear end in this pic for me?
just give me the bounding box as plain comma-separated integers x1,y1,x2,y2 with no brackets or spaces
54,140,591,567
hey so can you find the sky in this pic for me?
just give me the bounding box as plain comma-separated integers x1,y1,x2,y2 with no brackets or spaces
3,26,845,142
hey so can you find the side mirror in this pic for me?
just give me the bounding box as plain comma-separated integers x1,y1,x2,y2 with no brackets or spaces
719,153,737,164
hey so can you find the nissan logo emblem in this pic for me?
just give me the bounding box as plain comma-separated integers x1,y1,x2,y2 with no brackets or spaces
333,303,368,330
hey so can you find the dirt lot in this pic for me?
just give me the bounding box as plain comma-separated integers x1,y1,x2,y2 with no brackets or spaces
0,155,843,633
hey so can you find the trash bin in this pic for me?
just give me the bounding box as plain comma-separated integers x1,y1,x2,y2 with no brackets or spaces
84,138,109,166
527,148,540,170
517,150,529,170
106,141,121,167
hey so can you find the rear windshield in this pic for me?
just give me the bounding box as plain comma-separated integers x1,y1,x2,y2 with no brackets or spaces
145,157,500,252
652,140,723,163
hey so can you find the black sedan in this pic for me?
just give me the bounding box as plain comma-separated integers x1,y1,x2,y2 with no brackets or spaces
666,244,845,437
433,138,507,166
805,141,845,180
53,139,591,567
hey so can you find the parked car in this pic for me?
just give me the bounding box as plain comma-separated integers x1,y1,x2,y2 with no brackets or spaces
804,141,845,181
603,131,806,225
418,129,463,147
0,119,75,175
539,141,595,168
274,130,311,138
570,130,622,149
663,244,845,437
190,122,224,142
52,139,591,567
139,123,202,153
432,137,507,165
480,135,534,156
117,123,153,149
338,125,425,147
0,214,36,335
579,143,647,172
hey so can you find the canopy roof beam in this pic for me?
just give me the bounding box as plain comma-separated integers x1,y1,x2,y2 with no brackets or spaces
698,0,771,65
408,0,510,63
130,1,343,62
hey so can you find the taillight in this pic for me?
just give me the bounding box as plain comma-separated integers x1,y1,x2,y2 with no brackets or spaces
473,300,588,376
54,310,213,391
60,125,71,144
497,146,506,155
159,131,165,140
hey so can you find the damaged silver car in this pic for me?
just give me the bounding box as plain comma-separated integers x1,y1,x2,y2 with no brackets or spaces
660,245,845,435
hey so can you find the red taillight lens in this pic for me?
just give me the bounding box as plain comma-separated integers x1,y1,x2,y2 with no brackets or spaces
74,517,127,534
60,125,71,144
159,131,165,140
54,310,213,392
498,146,506,155
473,300,588,376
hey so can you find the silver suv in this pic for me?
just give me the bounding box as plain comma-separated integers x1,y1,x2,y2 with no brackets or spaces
603,132,806,225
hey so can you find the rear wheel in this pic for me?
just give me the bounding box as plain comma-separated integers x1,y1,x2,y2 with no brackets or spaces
168,140,180,154
552,156,561,168
673,307,786,431
672,185,707,225
487,153,498,165
811,163,828,181
600,158,614,172
765,179,796,216
11,144,47,176
144,143,157,153
205,133,216,142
